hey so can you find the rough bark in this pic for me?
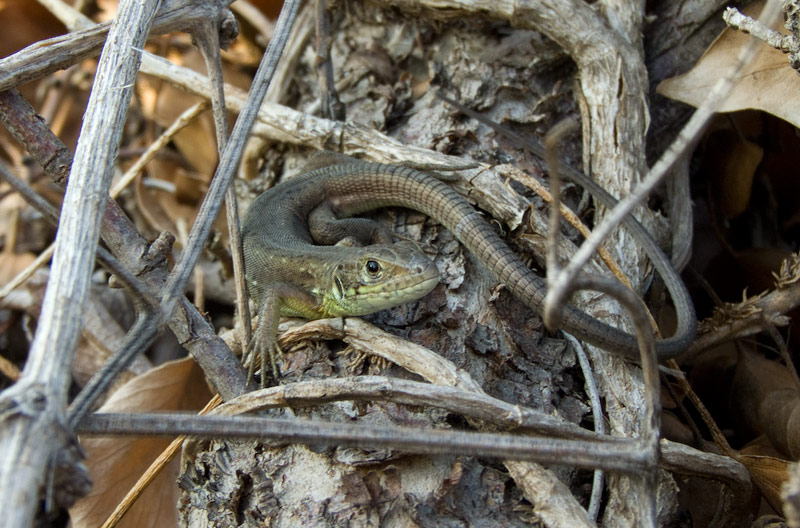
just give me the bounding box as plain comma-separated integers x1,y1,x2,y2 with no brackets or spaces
176,1,729,526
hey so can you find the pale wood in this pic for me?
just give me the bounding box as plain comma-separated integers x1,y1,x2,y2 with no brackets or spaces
0,1,160,525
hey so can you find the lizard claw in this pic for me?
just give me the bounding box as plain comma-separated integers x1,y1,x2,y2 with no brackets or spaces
247,322,284,388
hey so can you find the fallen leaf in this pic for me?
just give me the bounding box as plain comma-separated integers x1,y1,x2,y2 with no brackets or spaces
704,129,763,218
737,447,790,513
69,357,212,528
0,0,64,58
658,2,800,128
731,349,800,459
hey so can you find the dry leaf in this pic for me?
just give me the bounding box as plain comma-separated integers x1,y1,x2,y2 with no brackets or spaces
704,129,763,218
0,250,36,285
134,160,206,236
0,0,64,58
245,0,284,19
69,357,212,528
731,350,800,459
658,2,800,128
737,449,790,513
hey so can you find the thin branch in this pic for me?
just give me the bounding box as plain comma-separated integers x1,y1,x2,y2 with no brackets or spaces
98,395,223,528
0,71,248,400
314,0,344,120
564,334,605,521
684,278,800,358
0,0,238,91
660,440,753,527
544,118,659,528
723,6,794,53
545,0,782,328
109,101,209,198
0,162,163,427
79,412,650,474
158,0,302,326
213,375,613,442
186,7,255,400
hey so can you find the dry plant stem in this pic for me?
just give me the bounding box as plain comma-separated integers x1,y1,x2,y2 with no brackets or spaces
436,93,668,295
90,316,749,527
564,334,605,521
0,161,163,427
511,168,632,289
80,413,754,504
0,89,72,183
224,164,252,358
666,357,735,457
0,245,54,302
545,0,782,321
543,119,578,294
230,0,274,41
684,279,800,358
0,354,21,382
109,101,208,197
286,318,594,524
339,319,602,526
573,276,660,527
36,0,95,31
315,0,344,120
67,308,160,428
215,375,614,442
214,372,749,525
543,120,660,525
545,117,659,526
104,439,184,528
188,14,254,381
0,0,238,91
723,6,793,52
0,1,159,525
136,54,474,170
0,64,246,401
158,0,301,325
79,412,650,474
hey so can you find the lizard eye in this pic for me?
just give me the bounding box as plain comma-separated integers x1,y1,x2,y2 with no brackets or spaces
365,260,381,275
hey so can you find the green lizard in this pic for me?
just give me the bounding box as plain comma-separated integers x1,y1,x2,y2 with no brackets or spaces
241,152,696,384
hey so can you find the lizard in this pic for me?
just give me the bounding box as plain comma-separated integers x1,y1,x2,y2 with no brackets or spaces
241,151,697,385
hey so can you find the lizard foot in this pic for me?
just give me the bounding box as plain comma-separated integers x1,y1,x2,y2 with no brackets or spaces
246,323,284,388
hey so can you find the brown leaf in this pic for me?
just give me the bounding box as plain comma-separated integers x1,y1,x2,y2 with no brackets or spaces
69,358,212,528
731,349,800,459
0,0,65,58
0,250,36,286
704,130,763,218
737,449,790,513
657,2,800,128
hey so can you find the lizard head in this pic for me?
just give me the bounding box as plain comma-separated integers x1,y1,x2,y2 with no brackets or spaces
322,241,439,317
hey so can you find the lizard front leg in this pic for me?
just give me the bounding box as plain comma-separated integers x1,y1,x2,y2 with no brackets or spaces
249,283,318,387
